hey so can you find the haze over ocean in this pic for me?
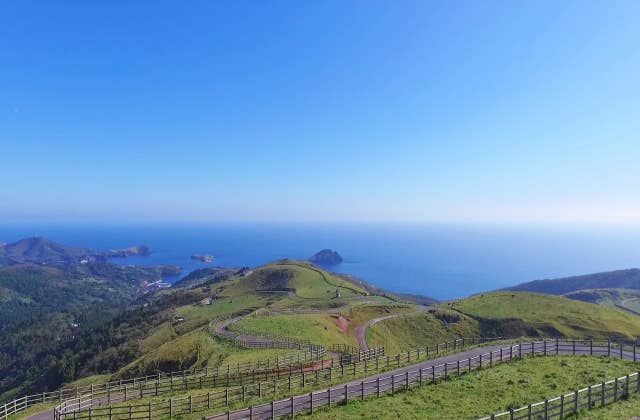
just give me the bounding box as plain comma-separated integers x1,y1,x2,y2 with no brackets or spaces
1,222,639,299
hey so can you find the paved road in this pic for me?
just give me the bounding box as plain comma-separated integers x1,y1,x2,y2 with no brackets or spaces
206,340,635,420
353,305,432,351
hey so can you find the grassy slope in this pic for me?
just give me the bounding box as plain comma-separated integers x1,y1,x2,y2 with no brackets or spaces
305,356,640,419
232,313,357,346
448,291,640,340
233,261,366,299
367,310,480,354
233,303,418,348
564,288,640,314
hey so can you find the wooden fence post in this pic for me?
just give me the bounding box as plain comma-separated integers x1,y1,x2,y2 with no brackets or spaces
588,385,592,409
601,382,606,406
560,394,564,419
377,377,381,397
544,399,548,419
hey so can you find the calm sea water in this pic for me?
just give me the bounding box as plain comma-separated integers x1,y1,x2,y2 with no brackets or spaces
1,222,640,300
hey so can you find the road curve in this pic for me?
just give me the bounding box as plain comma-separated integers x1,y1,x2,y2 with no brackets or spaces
354,305,433,351
207,340,636,420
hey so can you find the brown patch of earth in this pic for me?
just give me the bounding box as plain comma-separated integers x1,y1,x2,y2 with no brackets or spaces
332,315,350,335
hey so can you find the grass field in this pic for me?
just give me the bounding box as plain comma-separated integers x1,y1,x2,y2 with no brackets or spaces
448,291,640,340
304,355,640,419
119,329,315,379
232,313,358,346
367,309,480,354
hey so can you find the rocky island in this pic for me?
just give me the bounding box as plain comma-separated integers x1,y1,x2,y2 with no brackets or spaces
308,249,343,265
191,254,215,263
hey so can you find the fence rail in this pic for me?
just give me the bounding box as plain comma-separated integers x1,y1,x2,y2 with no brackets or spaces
0,348,325,420
202,339,640,420
52,336,497,420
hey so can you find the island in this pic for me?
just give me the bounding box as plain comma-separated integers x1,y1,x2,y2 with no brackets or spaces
191,254,215,263
308,249,343,265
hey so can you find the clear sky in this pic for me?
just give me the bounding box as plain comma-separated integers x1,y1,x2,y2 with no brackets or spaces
1,1,639,223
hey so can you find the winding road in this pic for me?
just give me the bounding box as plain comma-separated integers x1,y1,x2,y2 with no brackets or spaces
353,305,433,351
207,339,636,420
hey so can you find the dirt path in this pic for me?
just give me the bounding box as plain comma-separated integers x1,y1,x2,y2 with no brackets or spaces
354,305,433,351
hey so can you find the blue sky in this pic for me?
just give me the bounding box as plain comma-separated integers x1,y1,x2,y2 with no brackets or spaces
1,1,639,223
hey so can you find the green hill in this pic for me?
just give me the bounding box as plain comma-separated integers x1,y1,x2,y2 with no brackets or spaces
507,268,640,295
232,260,367,299
564,288,640,314
448,291,640,340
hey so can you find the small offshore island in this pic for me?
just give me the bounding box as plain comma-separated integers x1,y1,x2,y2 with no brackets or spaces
309,249,343,265
191,254,215,263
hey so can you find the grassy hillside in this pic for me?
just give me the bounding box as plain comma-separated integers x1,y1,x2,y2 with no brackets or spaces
564,288,640,314
232,261,367,299
448,291,640,340
0,259,401,398
367,309,480,354
233,303,417,349
304,356,639,419
507,268,640,295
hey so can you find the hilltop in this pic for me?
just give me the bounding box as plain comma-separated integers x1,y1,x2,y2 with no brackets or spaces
506,268,640,295
0,237,153,266
446,291,640,340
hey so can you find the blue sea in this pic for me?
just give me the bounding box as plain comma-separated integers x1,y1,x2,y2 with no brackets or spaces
1,222,640,300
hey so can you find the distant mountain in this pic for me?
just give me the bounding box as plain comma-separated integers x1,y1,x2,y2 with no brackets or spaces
506,268,640,295
308,249,342,265
0,237,152,266
0,237,94,265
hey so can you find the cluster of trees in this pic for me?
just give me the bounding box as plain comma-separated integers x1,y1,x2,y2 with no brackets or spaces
0,263,207,401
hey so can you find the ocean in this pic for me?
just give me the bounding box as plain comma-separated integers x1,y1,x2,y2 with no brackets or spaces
1,222,640,300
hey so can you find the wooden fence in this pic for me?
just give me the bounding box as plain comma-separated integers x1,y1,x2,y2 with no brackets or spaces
330,344,385,364
479,341,640,419
0,349,324,420
199,339,640,420
51,336,496,420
